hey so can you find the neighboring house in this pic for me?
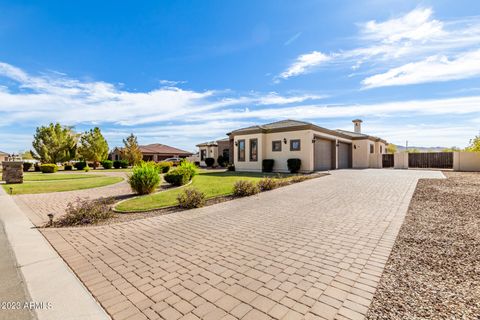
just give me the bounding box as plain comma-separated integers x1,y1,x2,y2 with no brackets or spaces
227,119,387,173
0,150,8,170
110,143,193,162
196,138,232,166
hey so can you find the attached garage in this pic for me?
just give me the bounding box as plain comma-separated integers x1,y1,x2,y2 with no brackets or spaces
338,142,352,169
314,138,335,171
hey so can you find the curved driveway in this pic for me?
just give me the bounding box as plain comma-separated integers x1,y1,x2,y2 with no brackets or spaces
42,169,444,320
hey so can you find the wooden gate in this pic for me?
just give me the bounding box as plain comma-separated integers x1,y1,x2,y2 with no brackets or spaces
408,152,453,169
382,154,394,168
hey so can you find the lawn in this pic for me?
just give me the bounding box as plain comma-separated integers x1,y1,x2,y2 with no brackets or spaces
3,173,123,194
115,170,290,212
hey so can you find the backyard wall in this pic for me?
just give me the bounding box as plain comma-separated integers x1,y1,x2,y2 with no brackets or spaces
453,152,480,171
394,153,409,169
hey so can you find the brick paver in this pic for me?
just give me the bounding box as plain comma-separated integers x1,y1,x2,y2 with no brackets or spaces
41,169,443,320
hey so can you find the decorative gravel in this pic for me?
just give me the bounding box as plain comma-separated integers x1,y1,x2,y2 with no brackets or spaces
367,172,480,319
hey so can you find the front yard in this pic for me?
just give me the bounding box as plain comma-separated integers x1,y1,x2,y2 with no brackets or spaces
367,172,480,319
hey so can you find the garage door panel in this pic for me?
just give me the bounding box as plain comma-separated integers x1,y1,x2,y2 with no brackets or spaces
338,142,352,169
314,139,333,171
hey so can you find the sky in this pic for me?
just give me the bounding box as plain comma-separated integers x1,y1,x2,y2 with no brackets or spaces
1,0,480,153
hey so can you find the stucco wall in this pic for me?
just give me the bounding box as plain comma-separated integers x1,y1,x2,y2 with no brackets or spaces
233,133,265,172
394,153,409,169
453,152,480,171
352,140,370,168
198,145,218,166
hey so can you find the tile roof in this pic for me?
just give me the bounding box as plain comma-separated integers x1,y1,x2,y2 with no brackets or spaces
230,119,312,133
138,144,192,155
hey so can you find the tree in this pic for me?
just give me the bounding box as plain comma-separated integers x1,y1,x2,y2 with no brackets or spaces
442,146,460,152
20,150,34,160
32,123,77,163
386,144,397,154
122,133,143,165
465,135,480,152
77,127,109,169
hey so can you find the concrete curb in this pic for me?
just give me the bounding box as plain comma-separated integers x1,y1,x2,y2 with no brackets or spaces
0,187,110,320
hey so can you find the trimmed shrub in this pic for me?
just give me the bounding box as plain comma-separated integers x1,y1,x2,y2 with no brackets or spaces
101,160,113,169
84,165,90,172
22,162,33,172
34,163,41,172
179,160,198,178
205,157,215,167
287,158,302,173
64,164,73,171
156,161,173,173
262,159,275,173
74,161,87,170
40,164,58,173
177,187,206,209
217,155,227,167
120,160,129,168
55,197,115,227
128,162,160,195
227,164,235,171
113,160,122,169
257,177,278,191
164,167,191,186
233,180,259,197
194,161,200,167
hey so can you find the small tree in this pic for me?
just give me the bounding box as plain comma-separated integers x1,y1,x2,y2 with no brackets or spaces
122,133,143,165
77,127,109,169
32,123,77,163
465,135,480,152
386,144,397,154
442,146,460,152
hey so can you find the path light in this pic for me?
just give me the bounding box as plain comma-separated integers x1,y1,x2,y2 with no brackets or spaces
47,213,54,227
9,187,13,195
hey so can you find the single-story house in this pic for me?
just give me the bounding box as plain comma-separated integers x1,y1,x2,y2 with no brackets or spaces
0,150,8,170
196,138,231,166
227,119,387,173
110,143,193,162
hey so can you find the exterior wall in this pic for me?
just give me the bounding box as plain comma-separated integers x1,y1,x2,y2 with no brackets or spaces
352,140,370,168
394,153,409,169
217,140,231,164
453,152,480,171
198,145,218,166
233,133,265,172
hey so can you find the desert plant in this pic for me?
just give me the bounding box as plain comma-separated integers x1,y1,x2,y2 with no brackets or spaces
101,160,113,169
164,167,191,186
227,164,235,171
257,177,278,191
22,162,33,172
128,162,161,195
156,161,173,173
177,187,206,209
40,164,58,173
64,164,73,171
262,159,275,172
205,157,215,167
74,161,87,170
233,180,259,197
54,197,115,227
287,158,302,173
179,160,198,178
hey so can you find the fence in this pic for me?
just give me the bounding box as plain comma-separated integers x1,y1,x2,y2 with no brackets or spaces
408,152,453,169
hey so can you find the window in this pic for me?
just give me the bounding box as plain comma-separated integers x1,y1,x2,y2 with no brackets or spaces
238,140,245,161
272,140,282,152
380,146,383,154
370,144,374,154
222,148,230,163
290,139,301,151
249,139,258,161
200,149,206,161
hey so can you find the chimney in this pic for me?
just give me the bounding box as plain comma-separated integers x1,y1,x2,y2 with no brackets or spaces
352,119,362,133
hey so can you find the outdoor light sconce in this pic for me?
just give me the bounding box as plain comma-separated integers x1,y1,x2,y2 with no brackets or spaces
354,144,358,149
283,138,287,144
312,138,316,143
336,142,340,147
234,141,238,146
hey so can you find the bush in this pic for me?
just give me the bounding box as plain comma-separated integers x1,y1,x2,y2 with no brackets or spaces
54,197,115,227
205,157,215,167
101,160,113,169
217,155,227,167
156,161,173,173
74,161,87,170
227,164,235,171
40,164,58,173
179,160,198,178
34,163,41,172
262,159,275,172
194,161,200,167
84,165,90,172
128,162,161,195
64,164,73,171
287,158,302,173
113,160,128,169
233,180,259,197
290,175,310,183
164,167,191,186
177,188,206,209
257,177,278,191
22,162,33,172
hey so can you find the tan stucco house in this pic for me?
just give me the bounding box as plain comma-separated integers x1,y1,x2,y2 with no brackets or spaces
227,119,387,173
110,143,193,162
196,138,231,166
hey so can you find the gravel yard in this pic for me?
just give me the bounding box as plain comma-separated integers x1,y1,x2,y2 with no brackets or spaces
367,172,480,319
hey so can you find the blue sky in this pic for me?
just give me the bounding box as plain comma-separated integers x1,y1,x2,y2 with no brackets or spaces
1,0,480,153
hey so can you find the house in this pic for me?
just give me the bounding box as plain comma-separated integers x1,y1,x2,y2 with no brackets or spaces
110,143,193,162
227,119,387,173
196,138,232,166
0,150,8,170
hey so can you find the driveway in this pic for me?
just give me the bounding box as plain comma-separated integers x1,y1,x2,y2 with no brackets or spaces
41,169,444,320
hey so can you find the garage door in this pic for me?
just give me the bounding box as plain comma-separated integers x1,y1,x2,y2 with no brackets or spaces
314,139,333,171
338,142,352,169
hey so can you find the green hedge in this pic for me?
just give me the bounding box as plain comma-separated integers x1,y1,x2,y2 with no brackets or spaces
40,164,58,173
164,167,191,186
74,162,87,170
101,160,113,169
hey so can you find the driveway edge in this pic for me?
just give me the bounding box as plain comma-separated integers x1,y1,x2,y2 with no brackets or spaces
0,188,110,320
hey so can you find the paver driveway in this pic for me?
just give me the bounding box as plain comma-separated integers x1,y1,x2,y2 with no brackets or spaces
41,169,444,320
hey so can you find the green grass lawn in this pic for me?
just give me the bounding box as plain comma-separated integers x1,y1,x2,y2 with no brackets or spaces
115,171,290,212
3,173,123,195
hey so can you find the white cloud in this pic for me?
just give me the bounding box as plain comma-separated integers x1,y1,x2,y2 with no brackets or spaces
362,49,480,88
277,51,331,80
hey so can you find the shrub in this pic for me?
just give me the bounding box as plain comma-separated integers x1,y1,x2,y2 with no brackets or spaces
101,160,113,169
262,159,275,172
194,161,200,167
54,197,115,227
64,164,73,171
205,157,215,167
74,161,87,170
227,164,235,171
84,165,90,172
287,158,302,173
34,163,41,172
290,175,310,183
217,155,227,167
128,162,161,195
40,164,58,173
113,160,122,169
22,162,33,172
164,167,191,186
177,188,206,209
179,160,198,178
233,180,259,197
156,161,173,173
257,177,278,191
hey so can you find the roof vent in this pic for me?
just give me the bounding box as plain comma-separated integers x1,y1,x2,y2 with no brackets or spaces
352,119,363,133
